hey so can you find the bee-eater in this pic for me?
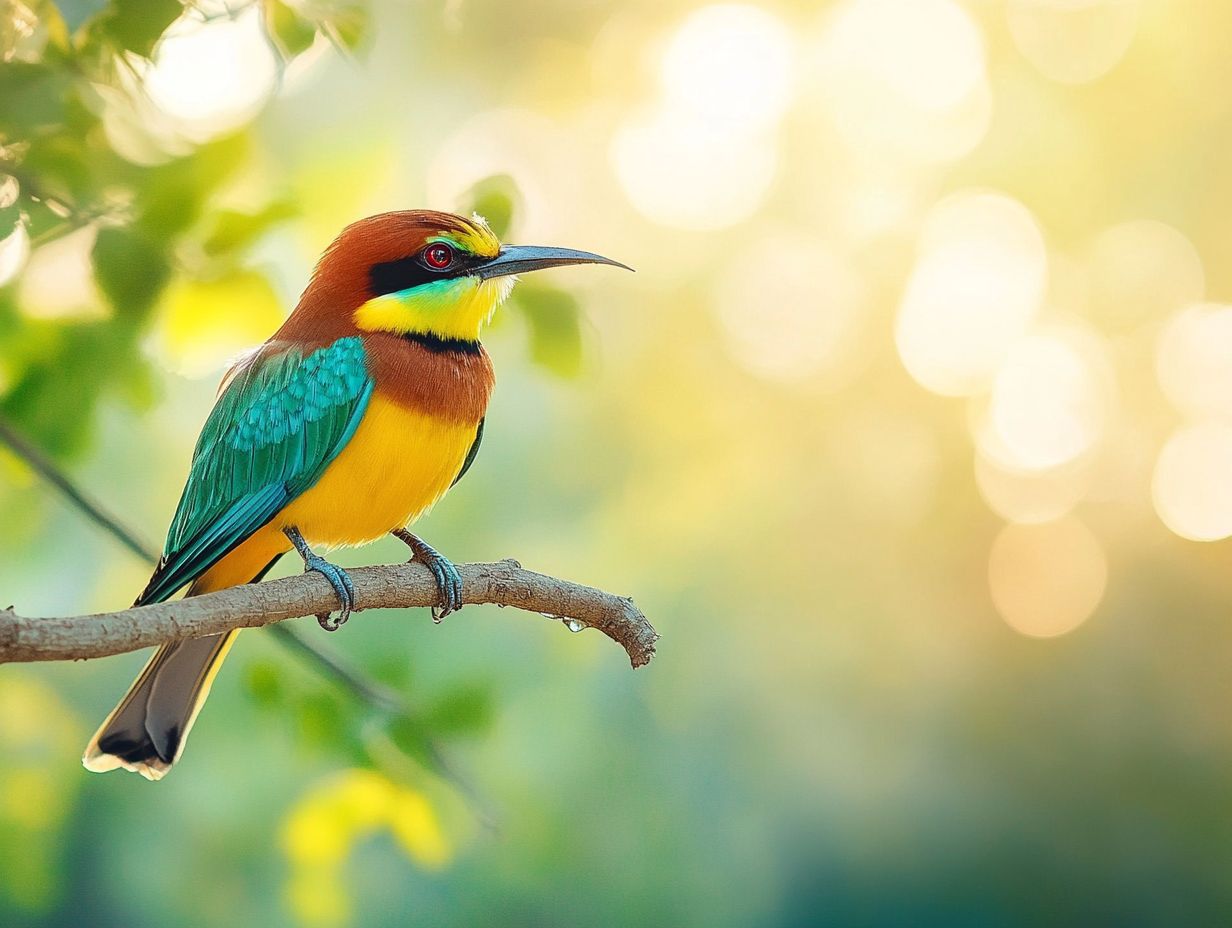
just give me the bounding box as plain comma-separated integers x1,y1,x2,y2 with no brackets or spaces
83,210,627,780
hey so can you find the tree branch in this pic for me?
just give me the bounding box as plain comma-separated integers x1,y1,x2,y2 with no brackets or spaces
0,559,659,668
0,411,450,696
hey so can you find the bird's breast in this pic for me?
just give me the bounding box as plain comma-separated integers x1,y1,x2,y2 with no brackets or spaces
278,393,482,547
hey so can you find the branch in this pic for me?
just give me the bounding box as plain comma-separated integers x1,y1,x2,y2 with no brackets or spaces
0,412,432,695
0,415,157,561
0,559,659,668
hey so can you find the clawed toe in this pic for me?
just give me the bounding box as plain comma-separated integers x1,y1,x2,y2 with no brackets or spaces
283,527,356,632
392,529,463,622
304,553,354,631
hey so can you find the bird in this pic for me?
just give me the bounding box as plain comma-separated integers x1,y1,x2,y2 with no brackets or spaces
83,209,628,780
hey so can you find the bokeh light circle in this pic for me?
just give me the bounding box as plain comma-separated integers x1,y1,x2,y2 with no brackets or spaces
660,4,795,133
1007,0,1141,85
18,227,102,320
612,107,777,230
813,0,991,164
982,328,1111,471
1156,303,1232,420
714,233,866,384
1088,220,1204,330
896,191,1048,396
989,517,1108,638
142,7,279,142
975,452,1090,524
1152,422,1232,541
426,108,578,241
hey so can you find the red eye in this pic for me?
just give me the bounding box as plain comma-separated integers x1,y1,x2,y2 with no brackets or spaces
423,243,454,270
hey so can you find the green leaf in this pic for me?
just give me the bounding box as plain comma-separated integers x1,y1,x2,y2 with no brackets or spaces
15,131,101,207
1,321,149,456
0,62,74,138
327,3,368,53
264,0,317,58
244,661,284,707
86,0,181,59
515,284,584,378
424,684,493,737
202,200,297,258
137,133,249,238
462,174,520,240
92,227,171,320
384,714,435,768
295,691,348,747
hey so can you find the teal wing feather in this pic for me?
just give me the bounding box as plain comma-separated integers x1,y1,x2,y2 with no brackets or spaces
136,336,373,606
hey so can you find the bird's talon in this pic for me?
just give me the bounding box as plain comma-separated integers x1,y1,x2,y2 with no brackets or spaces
317,612,343,632
392,530,463,624
287,534,355,633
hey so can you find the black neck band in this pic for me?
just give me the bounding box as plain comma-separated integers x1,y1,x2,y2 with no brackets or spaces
401,331,482,355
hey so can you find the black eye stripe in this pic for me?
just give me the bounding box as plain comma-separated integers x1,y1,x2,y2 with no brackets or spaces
368,249,485,297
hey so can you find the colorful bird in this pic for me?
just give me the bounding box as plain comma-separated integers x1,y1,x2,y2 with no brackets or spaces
83,210,627,780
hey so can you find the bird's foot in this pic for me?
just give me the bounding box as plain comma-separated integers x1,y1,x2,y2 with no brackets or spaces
392,529,462,622
284,527,355,631
304,553,355,631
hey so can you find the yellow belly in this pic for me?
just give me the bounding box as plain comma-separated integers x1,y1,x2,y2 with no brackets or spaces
277,393,478,547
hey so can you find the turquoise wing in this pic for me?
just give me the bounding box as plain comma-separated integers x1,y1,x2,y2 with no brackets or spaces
136,336,373,606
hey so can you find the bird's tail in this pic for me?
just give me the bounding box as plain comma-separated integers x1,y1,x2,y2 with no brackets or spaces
83,543,285,781
82,631,238,781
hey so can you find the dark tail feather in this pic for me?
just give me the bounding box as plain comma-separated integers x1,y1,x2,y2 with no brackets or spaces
82,632,238,781
83,554,283,781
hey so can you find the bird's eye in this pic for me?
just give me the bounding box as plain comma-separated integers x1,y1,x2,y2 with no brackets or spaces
423,243,454,270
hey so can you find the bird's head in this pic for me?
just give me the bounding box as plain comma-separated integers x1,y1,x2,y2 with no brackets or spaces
298,210,628,343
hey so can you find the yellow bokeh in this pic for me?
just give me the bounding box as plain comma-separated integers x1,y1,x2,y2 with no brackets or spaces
280,769,452,927
153,270,287,378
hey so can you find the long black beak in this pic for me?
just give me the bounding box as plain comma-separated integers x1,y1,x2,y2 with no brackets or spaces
474,245,632,280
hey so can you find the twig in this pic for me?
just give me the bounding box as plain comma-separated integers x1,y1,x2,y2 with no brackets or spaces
265,622,403,712
0,413,456,697
0,559,659,667
0,415,157,561
0,414,416,699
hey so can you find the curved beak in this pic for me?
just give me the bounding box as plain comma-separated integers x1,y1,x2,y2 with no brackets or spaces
473,245,633,280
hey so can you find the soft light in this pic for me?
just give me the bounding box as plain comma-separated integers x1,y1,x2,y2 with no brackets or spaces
612,107,777,230
975,452,1090,524
1087,220,1204,330
1152,422,1232,541
661,4,795,134
426,108,576,242
141,7,278,142
18,227,104,320
813,0,991,164
153,271,286,378
1007,0,1142,85
1156,303,1232,421
981,328,1110,471
896,191,1048,396
714,233,866,384
0,220,29,288
989,517,1107,638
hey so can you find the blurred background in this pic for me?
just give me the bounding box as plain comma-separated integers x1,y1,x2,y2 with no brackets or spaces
2,0,1232,924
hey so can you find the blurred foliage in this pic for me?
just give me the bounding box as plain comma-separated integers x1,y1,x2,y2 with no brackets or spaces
8,0,1232,926
281,769,450,928
0,2,576,924
0,673,81,914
